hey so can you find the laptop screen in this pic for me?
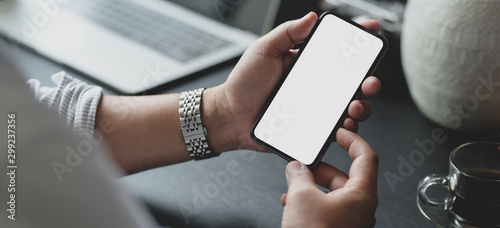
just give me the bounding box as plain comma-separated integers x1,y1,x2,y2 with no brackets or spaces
168,0,280,35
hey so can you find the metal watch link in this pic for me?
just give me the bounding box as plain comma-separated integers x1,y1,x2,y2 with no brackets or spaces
179,88,217,160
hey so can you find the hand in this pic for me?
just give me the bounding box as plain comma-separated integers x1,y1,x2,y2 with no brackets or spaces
203,12,382,153
93,12,381,172
280,128,379,228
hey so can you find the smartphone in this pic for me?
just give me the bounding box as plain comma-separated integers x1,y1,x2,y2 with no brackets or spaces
250,12,388,166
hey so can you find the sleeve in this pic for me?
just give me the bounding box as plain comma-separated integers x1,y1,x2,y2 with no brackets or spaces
26,71,102,136
1,56,157,228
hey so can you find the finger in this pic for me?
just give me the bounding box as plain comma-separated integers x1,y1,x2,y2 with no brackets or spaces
359,20,381,34
335,128,378,190
359,76,381,99
280,193,287,207
257,12,318,57
285,161,316,192
347,100,372,121
311,162,349,191
342,118,359,133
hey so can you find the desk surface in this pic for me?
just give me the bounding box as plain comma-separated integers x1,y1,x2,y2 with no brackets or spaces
3,34,498,228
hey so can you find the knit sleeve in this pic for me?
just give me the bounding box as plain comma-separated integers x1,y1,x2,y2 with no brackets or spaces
26,71,103,135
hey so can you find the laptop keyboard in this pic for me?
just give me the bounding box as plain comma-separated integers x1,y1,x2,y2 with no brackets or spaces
66,0,232,63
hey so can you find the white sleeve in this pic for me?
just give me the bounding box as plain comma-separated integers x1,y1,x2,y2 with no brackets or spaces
26,71,102,136
0,59,157,227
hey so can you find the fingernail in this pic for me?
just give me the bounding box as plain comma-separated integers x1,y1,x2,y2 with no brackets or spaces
286,161,304,175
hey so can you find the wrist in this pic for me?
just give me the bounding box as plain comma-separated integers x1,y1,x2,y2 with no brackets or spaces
201,86,239,154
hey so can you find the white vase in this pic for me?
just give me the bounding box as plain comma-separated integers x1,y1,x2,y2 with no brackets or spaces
401,0,500,131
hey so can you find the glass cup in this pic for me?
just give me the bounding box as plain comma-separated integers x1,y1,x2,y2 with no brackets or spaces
417,142,500,228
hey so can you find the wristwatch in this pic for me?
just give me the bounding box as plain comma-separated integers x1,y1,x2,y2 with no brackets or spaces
179,88,217,160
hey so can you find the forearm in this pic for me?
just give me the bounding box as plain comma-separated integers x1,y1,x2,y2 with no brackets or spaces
94,87,238,174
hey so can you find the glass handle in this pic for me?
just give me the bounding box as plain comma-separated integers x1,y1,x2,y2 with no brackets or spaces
417,174,453,210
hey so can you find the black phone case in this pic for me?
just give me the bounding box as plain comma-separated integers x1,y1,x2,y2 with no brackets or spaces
250,11,388,167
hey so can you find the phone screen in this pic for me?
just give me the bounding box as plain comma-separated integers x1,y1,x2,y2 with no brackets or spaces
251,13,387,166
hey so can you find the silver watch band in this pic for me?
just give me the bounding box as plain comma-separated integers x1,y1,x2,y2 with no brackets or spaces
179,88,217,160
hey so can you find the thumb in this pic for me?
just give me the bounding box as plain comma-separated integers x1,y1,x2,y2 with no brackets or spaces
285,161,316,191
259,12,318,57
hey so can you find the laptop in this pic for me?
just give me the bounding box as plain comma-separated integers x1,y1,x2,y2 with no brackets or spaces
0,0,281,94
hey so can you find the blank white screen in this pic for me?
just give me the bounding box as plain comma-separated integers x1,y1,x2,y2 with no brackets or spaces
254,14,383,165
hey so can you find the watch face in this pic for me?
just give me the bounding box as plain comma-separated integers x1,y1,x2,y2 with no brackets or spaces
252,13,387,165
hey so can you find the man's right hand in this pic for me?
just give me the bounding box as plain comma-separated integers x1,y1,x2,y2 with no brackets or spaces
281,128,379,228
